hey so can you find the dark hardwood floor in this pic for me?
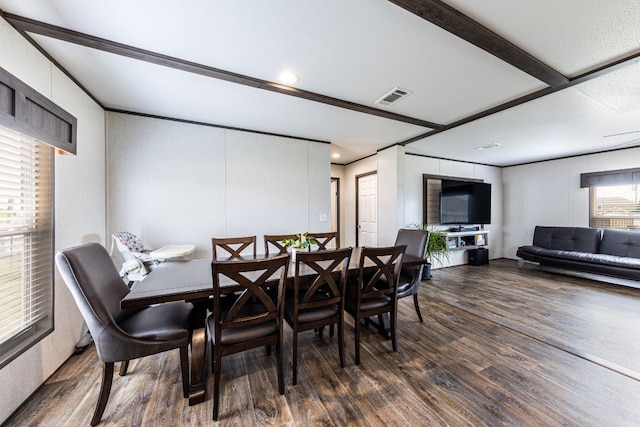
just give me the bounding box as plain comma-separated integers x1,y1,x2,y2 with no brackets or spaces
5,259,640,426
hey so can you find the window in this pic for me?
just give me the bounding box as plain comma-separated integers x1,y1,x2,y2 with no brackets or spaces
589,184,640,230
0,126,53,368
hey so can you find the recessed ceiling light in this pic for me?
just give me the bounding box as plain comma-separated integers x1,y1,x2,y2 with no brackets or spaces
332,153,340,159
474,143,502,150
279,70,299,85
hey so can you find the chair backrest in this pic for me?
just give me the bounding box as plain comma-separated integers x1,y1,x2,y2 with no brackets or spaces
264,234,298,256
357,245,406,300
211,254,289,332
212,236,257,259
394,228,429,276
293,247,352,315
55,243,137,361
307,231,337,251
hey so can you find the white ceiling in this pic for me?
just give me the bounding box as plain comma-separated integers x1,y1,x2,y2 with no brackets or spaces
1,0,639,166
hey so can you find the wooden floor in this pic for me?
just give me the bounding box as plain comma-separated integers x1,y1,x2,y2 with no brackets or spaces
6,259,640,426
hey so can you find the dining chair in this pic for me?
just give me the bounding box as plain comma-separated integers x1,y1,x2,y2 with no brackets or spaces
345,244,406,365
208,254,289,420
394,228,429,322
264,233,298,256
55,243,193,426
212,235,257,259
285,247,352,384
307,231,337,251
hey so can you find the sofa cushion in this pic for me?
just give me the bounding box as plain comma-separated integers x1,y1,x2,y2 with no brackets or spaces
532,226,601,253
539,249,640,270
599,229,640,258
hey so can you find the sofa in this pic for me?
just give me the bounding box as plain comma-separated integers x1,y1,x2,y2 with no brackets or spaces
516,226,640,282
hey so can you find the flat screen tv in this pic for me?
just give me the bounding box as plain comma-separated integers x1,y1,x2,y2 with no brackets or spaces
440,179,491,225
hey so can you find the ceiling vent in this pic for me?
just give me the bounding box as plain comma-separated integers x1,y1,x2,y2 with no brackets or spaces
375,87,412,107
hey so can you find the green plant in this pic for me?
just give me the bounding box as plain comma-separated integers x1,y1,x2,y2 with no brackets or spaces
410,223,451,265
281,232,318,249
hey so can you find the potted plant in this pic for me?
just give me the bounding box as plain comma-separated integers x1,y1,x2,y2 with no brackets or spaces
281,232,318,260
411,224,450,279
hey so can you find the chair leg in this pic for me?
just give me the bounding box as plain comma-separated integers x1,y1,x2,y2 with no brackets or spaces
292,330,299,385
355,316,361,365
91,362,114,426
390,307,398,353
277,333,285,395
212,346,221,421
329,324,335,337
338,319,344,368
118,360,129,376
318,327,324,339
179,346,190,398
413,294,424,322
266,343,272,356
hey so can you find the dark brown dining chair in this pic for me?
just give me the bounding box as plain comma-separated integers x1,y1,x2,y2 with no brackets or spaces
307,231,337,251
212,235,257,259
208,254,289,420
394,228,429,322
54,243,193,426
264,233,298,256
345,244,406,365
285,247,352,384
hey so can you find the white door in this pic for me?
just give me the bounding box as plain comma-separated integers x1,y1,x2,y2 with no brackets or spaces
357,173,378,246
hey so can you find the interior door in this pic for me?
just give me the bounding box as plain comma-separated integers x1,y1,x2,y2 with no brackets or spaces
357,173,377,247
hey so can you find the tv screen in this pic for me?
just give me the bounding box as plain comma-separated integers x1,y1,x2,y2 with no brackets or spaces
440,179,491,225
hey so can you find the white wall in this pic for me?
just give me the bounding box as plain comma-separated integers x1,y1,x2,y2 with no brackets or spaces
503,146,640,259
0,17,106,423
331,164,346,246
377,145,406,246
107,113,331,257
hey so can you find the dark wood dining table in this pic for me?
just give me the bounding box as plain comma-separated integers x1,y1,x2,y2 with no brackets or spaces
121,247,426,405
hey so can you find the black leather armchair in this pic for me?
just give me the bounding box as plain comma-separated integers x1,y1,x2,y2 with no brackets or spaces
394,228,429,322
55,243,193,426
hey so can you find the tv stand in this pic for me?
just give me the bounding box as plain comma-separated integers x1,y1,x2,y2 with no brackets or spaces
445,230,489,251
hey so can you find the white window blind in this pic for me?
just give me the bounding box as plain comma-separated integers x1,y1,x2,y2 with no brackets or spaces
0,126,53,368
590,184,640,230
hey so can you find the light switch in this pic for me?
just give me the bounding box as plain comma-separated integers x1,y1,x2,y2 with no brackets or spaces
319,213,328,222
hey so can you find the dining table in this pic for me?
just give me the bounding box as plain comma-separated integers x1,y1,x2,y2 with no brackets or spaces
121,246,427,405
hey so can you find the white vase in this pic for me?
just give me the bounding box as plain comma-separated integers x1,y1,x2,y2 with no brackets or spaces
290,247,300,262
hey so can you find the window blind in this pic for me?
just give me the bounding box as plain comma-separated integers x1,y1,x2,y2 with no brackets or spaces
589,184,640,230
0,126,53,368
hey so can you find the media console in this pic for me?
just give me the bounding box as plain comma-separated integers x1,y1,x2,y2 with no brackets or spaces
445,230,490,266
445,230,489,250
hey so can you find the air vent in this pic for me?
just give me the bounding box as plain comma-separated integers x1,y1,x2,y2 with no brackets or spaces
375,87,412,106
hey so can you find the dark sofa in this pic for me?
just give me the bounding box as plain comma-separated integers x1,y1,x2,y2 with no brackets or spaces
516,226,640,282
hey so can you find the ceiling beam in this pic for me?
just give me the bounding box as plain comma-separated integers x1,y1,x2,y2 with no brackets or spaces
3,13,443,130
387,0,569,87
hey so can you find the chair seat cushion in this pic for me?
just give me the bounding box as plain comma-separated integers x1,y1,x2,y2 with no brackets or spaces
208,301,279,346
345,296,390,312
119,301,193,342
284,304,339,324
395,274,414,294
208,316,277,346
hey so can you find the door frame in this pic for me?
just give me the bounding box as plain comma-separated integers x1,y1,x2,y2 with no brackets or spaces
355,171,377,247
331,177,340,248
